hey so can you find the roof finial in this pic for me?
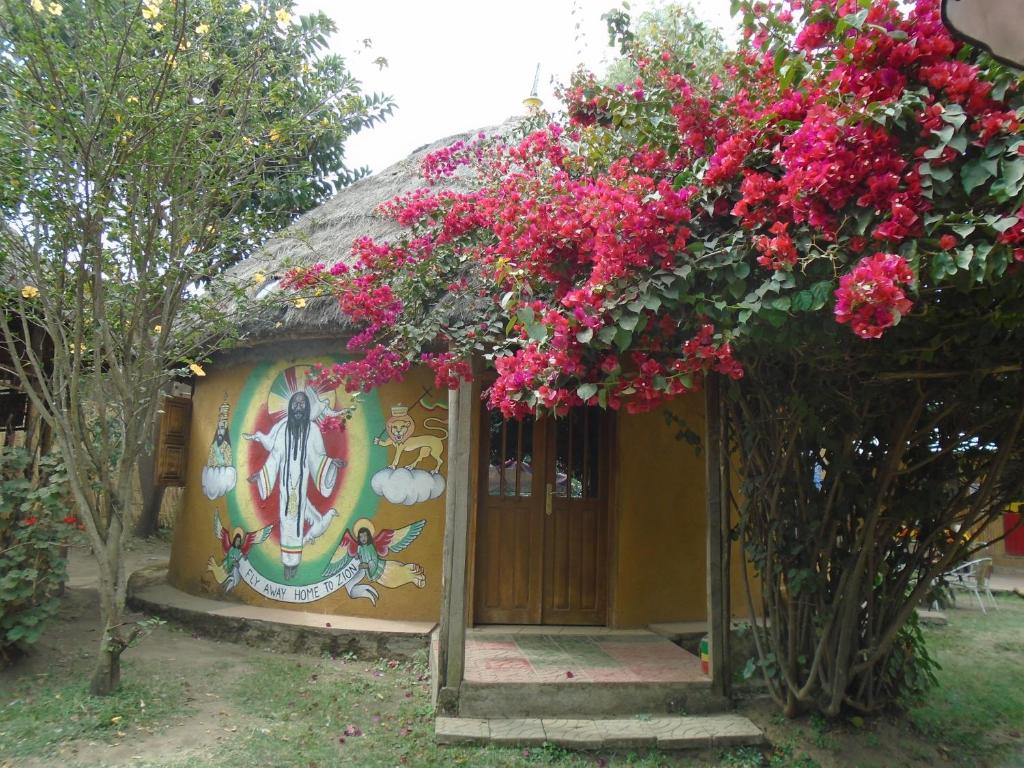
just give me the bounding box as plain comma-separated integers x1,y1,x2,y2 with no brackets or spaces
523,63,543,113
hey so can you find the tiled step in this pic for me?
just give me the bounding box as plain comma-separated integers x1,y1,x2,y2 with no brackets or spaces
458,680,727,718
435,714,764,749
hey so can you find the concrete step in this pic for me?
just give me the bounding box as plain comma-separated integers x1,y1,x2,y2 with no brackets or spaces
458,680,727,718
436,714,764,749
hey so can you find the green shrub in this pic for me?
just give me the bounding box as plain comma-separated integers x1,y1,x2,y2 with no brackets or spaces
0,447,73,665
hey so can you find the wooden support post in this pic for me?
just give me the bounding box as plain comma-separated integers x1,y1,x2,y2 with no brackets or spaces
436,378,473,714
705,374,732,699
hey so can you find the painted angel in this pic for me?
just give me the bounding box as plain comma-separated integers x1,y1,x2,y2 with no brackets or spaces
323,518,427,594
207,514,273,592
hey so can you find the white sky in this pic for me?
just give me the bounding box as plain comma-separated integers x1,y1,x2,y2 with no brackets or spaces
292,0,737,175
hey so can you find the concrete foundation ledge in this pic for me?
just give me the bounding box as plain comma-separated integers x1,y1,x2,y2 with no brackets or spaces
127,570,435,661
435,714,764,750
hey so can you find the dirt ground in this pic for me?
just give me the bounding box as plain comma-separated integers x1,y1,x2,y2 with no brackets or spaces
0,539,266,768
2,539,1022,768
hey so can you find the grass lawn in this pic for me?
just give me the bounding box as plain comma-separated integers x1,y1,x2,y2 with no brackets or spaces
1,582,1022,767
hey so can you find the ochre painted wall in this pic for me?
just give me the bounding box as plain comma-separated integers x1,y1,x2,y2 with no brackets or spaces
611,394,756,627
169,355,449,622
977,503,1024,573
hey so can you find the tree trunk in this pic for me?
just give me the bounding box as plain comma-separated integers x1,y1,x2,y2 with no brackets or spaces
134,455,165,538
89,515,127,696
89,635,123,696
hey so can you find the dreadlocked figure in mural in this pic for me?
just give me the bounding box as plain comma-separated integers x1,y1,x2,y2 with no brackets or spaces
243,391,347,581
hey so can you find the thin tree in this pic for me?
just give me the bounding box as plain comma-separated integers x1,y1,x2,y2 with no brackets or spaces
0,0,391,694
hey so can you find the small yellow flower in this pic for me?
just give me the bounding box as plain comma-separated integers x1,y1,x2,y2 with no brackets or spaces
152,22,164,31
21,285,39,299
153,325,163,334
205,224,215,234
195,22,209,35
240,1,253,12
30,0,44,12
126,96,139,104
275,8,290,24
293,297,306,308
253,272,267,284
47,1,61,15
141,3,159,19
189,363,206,377
268,128,282,142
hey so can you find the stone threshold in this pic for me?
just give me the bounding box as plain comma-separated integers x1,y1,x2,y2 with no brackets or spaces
435,714,764,750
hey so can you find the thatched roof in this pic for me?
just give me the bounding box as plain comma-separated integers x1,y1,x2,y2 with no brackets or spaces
227,120,516,344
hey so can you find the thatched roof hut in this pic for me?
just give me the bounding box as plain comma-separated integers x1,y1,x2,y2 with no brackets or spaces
226,121,511,345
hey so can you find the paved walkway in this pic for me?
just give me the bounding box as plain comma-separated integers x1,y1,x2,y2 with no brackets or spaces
129,576,434,659
990,571,1024,593
464,628,705,684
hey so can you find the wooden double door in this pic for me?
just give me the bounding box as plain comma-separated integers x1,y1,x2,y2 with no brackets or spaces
474,407,610,625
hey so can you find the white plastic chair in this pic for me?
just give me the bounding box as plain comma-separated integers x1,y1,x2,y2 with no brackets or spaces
943,557,999,613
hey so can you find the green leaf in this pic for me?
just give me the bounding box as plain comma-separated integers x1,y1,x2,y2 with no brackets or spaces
991,159,1024,199
809,281,833,310
597,326,618,344
931,251,956,281
575,327,594,344
939,106,966,129
741,659,757,684
576,383,598,401
618,313,640,332
613,327,632,352
961,158,996,194
791,290,814,312
933,124,954,144
641,294,662,312
948,132,968,153
990,215,1019,233
844,8,868,29
954,245,974,269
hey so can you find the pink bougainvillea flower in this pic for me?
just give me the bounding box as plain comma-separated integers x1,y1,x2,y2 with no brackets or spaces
835,253,915,339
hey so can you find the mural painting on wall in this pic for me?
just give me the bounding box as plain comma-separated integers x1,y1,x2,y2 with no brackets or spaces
202,397,237,500
371,395,448,506
202,362,446,605
207,513,272,591
322,518,427,605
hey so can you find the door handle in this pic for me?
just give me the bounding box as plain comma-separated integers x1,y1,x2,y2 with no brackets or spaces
545,483,554,515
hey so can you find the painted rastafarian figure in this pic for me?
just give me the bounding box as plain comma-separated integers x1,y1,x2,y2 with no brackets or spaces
243,389,348,581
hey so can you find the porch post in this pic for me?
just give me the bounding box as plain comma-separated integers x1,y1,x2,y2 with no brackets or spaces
436,377,473,714
704,374,732,699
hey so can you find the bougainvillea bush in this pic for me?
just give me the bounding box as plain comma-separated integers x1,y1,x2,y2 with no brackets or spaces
0,449,74,667
288,0,1024,715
